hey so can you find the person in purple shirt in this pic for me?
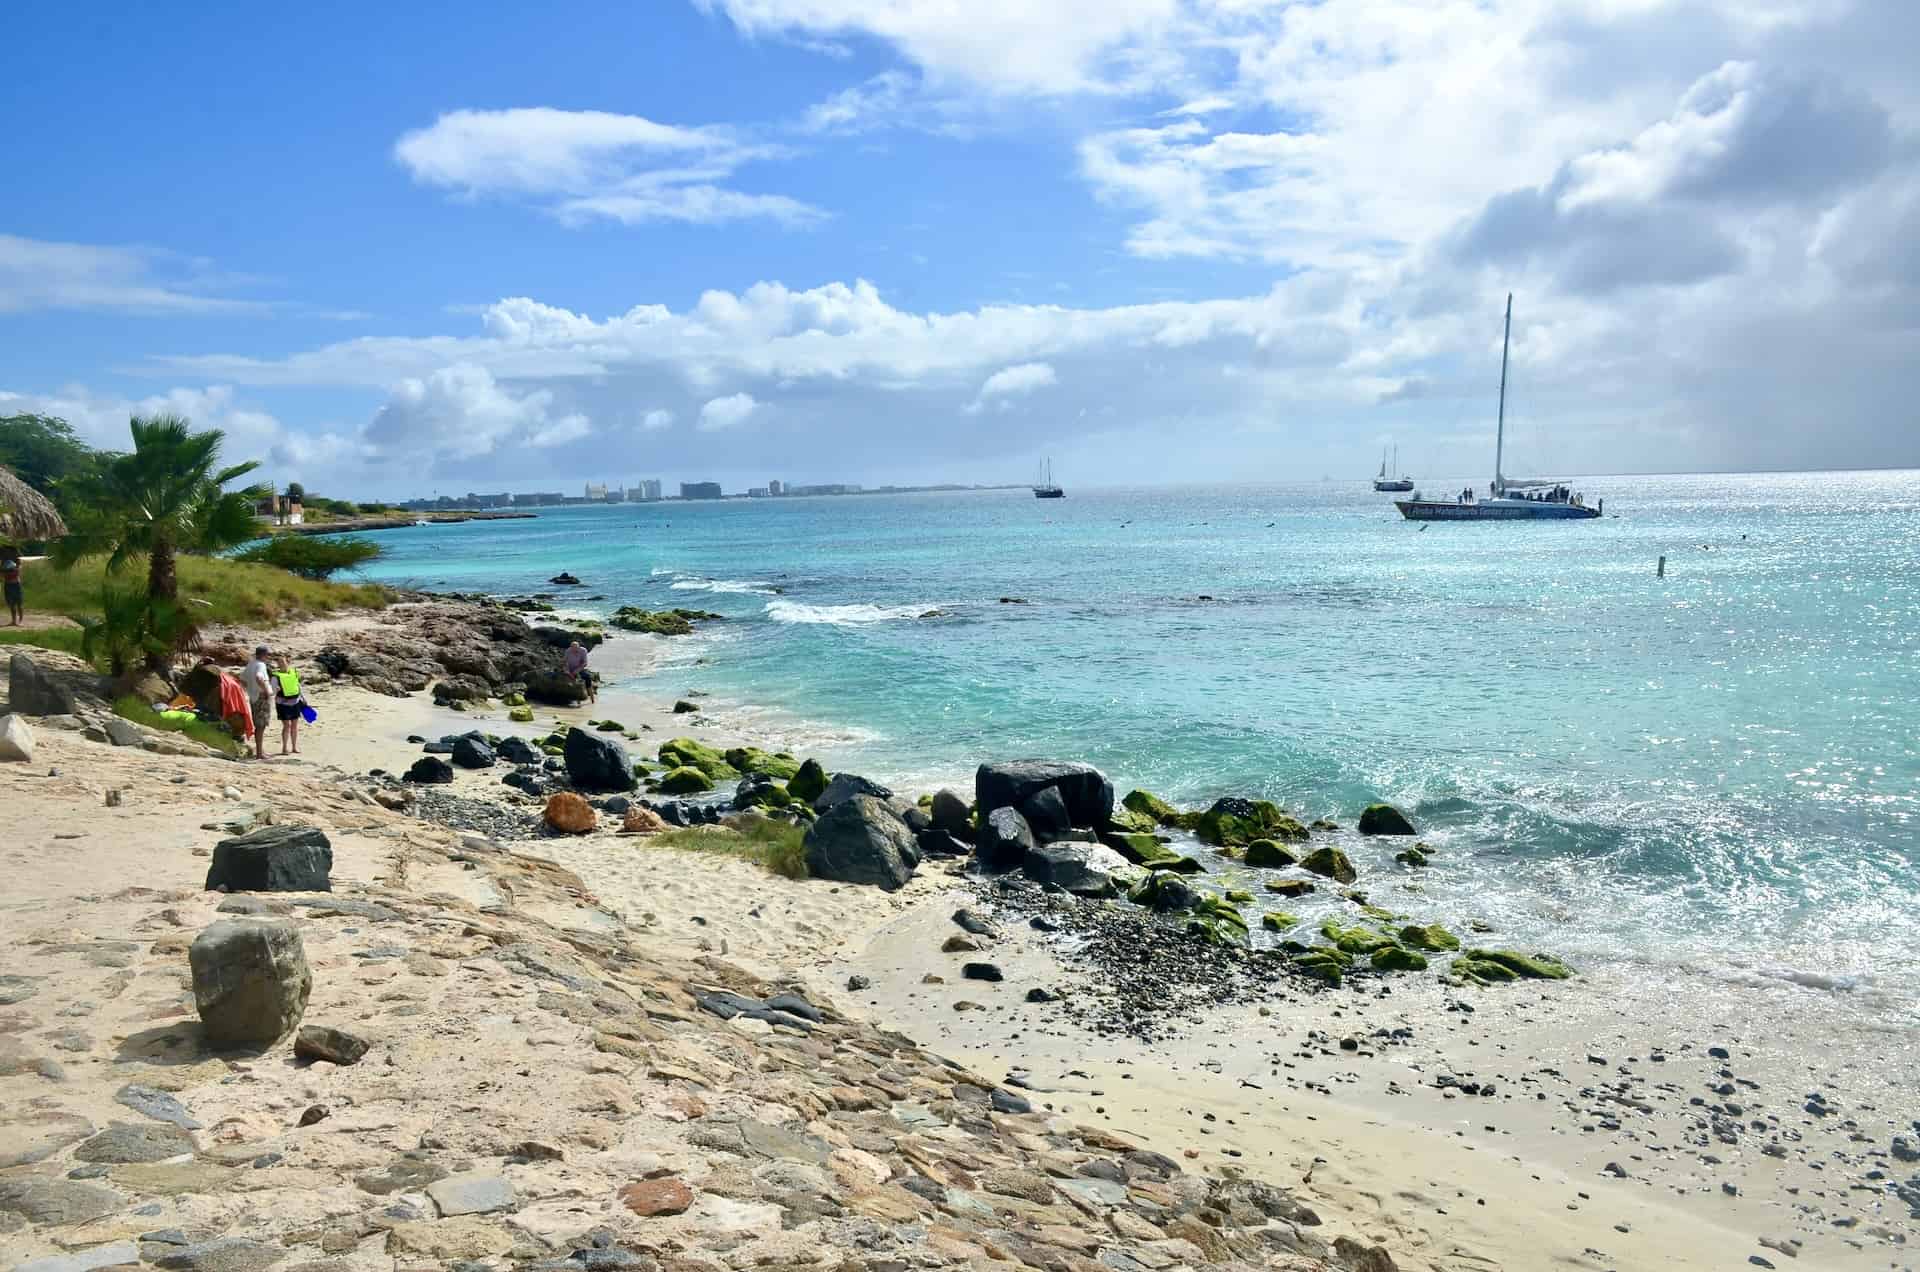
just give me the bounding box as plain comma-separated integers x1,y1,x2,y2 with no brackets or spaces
563,640,597,704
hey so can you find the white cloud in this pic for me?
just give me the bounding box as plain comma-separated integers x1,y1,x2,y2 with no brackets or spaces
0,234,266,316
394,107,823,227
697,392,759,431
641,408,676,431
694,0,1179,95
0,383,349,479
800,70,917,134
366,364,588,459
978,361,1057,397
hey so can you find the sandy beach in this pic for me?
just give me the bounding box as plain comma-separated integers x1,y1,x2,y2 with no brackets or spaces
2,604,1915,1272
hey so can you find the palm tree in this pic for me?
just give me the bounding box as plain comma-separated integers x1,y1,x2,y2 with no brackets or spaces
54,414,266,603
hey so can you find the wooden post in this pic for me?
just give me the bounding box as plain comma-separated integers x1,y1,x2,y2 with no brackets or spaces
1657,555,1666,578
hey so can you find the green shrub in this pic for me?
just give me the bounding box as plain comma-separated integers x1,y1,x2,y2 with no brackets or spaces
651,818,808,880
233,534,383,580
79,587,195,677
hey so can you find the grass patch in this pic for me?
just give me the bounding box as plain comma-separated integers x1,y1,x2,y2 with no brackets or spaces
113,693,243,757
0,628,86,657
651,819,809,880
28,554,392,627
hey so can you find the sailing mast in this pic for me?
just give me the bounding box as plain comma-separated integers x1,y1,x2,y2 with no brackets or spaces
1494,292,1512,494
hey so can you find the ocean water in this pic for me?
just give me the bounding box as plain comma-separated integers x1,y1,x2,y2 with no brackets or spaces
354,472,1920,1006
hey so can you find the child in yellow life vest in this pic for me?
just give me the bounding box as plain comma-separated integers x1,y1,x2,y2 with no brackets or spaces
272,657,307,755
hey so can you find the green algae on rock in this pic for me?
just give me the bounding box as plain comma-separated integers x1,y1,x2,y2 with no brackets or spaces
1451,948,1575,984
1195,797,1309,847
657,766,716,795
1121,789,1179,825
608,606,724,635
1260,911,1300,932
1319,920,1398,956
1184,894,1249,948
1243,839,1299,868
725,747,801,781
657,738,740,780
788,758,829,804
1398,923,1461,952
1372,945,1429,972
1301,846,1357,884
1265,878,1315,897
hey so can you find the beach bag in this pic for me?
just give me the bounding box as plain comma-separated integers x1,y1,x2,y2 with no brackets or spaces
300,704,317,724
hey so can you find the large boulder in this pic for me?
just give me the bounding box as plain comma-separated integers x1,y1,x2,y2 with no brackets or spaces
725,747,801,781
543,792,597,834
1023,841,1138,896
523,668,589,706
1243,839,1298,869
0,714,33,763
814,772,893,812
1357,803,1417,835
803,795,918,891
204,825,333,893
8,653,75,716
1195,797,1308,847
1016,785,1073,841
405,756,454,784
976,805,1036,871
431,675,491,704
976,760,1114,830
451,735,496,769
188,920,311,1047
565,728,636,793
929,788,972,839
1301,846,1357,884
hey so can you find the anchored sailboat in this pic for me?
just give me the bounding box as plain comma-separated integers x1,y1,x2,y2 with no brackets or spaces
1395,295,1601,522
1373,446,1413,493
1033,458,1065,499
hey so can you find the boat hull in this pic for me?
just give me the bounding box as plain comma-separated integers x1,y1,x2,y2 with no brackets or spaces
1373,479,1414,492
1395,499,1599,521
1034,488,1065,499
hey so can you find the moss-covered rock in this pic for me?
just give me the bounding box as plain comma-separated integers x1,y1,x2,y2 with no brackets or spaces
502,692,527,707
541,744,564,757
724,747,801,781
1225,889,1254,904
1358,803,1417,835
1319,920,1398,956
1106,805,1159,835
1184,895,1249,948
1103,832,1183,868
594,719,626,732
1148,855,1205,874
1372,946,1429,972
1195,797,1309,847
608,607,723,636
1310,818,1339,831
1399,923,1461,952
788,758,828,804
1394,847,1430,867
1265,878,1316,897
1292,948,1351,984
1451,949,1574,984
508,706,535,723
1261,911,1300,932
656,737,739,780
1301,846,1357,884
1122,789,1179,825
657,766,716,795
1127,871,1201,912
1243,839,1299,869
736,781,793,810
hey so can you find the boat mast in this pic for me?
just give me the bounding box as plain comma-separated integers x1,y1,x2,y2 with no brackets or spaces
1494,293,1512,494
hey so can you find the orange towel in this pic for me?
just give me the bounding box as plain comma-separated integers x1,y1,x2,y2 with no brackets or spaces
215,672,252,734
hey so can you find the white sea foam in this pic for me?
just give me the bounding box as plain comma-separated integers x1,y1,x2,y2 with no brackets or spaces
765,600,934,625
671,577,777,595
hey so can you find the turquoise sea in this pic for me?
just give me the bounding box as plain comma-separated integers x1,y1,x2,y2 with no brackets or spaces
354,471,1920,1005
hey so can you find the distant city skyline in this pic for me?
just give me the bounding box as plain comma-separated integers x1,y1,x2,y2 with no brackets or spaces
2,2,1915,495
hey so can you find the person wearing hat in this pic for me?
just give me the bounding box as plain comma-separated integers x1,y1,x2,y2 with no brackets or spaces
242,644,273,759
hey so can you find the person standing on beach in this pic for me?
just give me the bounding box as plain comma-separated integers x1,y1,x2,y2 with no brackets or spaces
242,645,273,759
563,639,598,704
272,655,307,755
2,546,23,626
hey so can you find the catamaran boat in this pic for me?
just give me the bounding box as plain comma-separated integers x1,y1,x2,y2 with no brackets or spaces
1373,446,1413,492
1396,295,1601,522
1033,458,1065,499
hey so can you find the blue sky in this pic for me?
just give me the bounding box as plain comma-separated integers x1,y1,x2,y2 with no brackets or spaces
3,1,1916,497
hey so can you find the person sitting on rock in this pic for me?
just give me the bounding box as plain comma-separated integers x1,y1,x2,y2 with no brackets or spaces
563,640,598,704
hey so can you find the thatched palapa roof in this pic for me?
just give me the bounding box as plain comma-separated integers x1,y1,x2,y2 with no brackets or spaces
0,464,69,541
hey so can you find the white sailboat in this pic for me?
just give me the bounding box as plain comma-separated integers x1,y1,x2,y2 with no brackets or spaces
1395,295,1601,521
1373,446,1413,492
